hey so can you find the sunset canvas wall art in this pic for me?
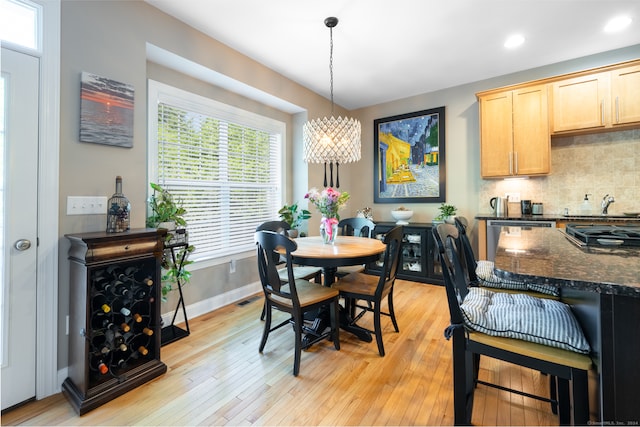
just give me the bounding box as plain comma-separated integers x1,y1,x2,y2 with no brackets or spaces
80,72,134,148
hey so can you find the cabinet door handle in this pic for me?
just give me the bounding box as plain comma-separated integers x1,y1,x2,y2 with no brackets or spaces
514,152,518,174
509,152,513,175
601,99,605,125
616,96,619,123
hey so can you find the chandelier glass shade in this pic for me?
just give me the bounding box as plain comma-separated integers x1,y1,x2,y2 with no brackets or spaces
303,16,361,187
302,115,361,164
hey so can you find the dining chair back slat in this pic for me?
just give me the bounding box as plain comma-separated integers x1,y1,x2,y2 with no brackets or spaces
335,217,377,279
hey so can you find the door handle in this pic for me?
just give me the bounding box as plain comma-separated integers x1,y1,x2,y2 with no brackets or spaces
14,239,32,251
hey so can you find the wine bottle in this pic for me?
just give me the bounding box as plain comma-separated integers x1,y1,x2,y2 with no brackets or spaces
132,312,143,323
92,294,112,314
110,280,130,298
110,312,131,333
90,357,109,375
91,332,112,355
113,331,128,352
124,266,139,277
111,297,131,316
92,273,111,292
91,311,111,330
106,176,131,233
137,345,149,356
130,286,149,301
106,265,124,279
141,327,154,336
105,329,127,352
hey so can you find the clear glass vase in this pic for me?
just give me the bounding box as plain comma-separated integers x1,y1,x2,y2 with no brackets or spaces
320,216,338,245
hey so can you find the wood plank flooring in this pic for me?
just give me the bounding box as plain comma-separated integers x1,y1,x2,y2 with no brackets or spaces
3,280,563,426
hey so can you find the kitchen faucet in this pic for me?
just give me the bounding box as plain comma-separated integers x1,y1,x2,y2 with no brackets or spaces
601,194,615,215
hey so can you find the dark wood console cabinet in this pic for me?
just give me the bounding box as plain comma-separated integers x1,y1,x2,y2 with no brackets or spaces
62,229,167,415
366,222,443,285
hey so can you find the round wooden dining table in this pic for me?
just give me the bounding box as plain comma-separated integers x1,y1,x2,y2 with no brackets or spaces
281,235,386,343
287,235,386,286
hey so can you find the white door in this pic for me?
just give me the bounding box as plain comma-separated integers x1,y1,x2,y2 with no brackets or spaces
1,47,39,410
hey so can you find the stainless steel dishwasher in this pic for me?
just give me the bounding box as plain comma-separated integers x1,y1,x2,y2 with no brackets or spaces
486,220,556,261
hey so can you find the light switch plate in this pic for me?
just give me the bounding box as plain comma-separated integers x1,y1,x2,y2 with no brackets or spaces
67,196,108,215
505,192,521,203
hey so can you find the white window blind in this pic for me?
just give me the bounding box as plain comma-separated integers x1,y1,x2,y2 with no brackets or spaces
149,80,283,262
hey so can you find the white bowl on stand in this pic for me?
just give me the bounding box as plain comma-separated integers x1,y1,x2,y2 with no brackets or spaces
391,210,413,225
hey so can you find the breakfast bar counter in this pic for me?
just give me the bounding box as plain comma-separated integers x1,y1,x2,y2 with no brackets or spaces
493,227,640,297
493,227,640,424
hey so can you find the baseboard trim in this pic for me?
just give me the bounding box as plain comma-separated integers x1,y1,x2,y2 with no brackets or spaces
161,281,262,329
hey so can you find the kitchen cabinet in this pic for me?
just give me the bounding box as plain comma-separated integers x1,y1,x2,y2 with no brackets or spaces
366,222,442,285
478,84,550,178
62,229,167,415
551,72,610,132
611,64,640,125
551,63,640,133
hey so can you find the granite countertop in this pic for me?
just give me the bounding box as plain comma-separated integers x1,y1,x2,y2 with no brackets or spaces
475,213,640,223
493,227,640,297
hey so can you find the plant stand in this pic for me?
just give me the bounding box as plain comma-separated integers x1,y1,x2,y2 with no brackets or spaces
161,241,191,346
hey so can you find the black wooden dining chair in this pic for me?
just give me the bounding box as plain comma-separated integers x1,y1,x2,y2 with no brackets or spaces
256,221,323,283
432,223,591,425
332,225,403,356
334,217,376,279
256,221,323,320
255,230,340,376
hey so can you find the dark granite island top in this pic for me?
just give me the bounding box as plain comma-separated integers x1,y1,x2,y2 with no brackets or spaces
493,227,640,297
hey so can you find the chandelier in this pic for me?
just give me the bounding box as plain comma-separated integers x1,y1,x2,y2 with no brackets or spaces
303,17,361,188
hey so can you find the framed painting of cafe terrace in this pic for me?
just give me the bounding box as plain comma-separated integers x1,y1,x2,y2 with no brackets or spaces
374,106,446,203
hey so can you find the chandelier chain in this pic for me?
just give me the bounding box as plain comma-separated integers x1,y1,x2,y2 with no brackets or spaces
329,25,334,116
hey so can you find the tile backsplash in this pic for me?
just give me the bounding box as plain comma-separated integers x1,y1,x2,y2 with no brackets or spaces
479,129,640,216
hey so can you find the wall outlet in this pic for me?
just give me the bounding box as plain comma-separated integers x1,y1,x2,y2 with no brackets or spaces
67,196,108,215
505,192,521,203
229,259,236,274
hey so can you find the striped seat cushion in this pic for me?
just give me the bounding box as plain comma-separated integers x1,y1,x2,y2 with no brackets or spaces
476,260,559,297
460,287,591,354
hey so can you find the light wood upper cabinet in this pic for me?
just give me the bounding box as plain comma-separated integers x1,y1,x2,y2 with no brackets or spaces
611,64,640,125
551,63,640,133
479,84,550,178
551,72,610,132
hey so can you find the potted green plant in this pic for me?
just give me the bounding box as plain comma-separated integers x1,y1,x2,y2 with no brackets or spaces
146,182,195,300
278,202,311,237
434,203,457,223
146,182,187,231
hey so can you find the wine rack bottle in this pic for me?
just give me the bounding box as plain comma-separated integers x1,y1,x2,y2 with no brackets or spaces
92,293,111,314
89,355,109,375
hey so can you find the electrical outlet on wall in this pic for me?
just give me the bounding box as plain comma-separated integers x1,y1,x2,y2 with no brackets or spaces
505,192,521,203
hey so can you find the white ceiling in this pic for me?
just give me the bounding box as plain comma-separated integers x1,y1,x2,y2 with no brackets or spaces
146,0,640,110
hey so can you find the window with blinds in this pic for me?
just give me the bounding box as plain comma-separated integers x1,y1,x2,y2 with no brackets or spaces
149,80,283,262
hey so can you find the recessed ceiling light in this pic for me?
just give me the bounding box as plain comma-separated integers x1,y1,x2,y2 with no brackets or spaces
504,34,525,49
604,16,632,33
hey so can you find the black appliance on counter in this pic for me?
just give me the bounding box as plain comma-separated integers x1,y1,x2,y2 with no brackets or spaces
565,224,640,247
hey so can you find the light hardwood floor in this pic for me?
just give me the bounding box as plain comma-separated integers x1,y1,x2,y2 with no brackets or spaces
3,280,562,426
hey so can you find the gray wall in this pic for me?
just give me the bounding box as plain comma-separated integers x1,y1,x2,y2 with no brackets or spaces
58,0,640,369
